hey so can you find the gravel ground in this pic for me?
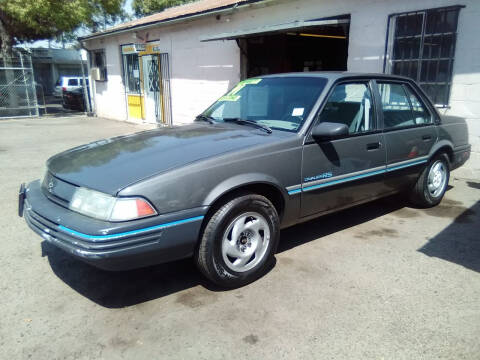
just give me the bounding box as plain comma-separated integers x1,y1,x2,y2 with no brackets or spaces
1,116,479,360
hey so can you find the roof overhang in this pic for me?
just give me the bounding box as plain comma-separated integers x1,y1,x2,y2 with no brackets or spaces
200,18,350,42
79,0,271,42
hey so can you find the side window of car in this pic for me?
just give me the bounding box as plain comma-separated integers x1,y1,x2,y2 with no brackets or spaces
404,85,431,125
68,79,78,86
378,82,431,129
318,82,375,134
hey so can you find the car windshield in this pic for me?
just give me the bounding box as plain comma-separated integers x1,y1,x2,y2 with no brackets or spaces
201,77,328,132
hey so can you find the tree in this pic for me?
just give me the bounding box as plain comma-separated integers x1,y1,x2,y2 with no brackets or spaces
132,0,194,17
0,0,127,55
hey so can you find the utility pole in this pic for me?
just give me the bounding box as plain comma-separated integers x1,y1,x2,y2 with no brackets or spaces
79,50,91,114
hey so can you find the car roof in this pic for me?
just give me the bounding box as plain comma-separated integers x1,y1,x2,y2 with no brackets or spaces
259,71,413,82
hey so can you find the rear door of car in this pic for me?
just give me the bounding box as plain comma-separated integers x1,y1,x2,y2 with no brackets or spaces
300,79,388,217
374,80,438,190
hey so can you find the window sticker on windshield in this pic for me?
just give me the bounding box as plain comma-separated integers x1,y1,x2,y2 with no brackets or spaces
292,107,304,116
227,78,263,96
219,79,263,102
242,78,262,85
219,94,241,102
229,83,246,95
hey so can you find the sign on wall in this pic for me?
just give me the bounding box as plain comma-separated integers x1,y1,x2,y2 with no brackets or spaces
121,42,161,55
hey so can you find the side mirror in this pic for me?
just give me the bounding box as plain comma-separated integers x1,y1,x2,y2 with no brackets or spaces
311,122,349,141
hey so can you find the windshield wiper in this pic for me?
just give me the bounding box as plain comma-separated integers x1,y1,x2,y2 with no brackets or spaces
223,118,272,134
195,114,216,124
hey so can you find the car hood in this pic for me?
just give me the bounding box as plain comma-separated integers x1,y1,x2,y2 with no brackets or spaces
47,123,285,195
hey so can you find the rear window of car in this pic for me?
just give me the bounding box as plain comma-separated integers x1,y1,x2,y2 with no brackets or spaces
68,79,79,86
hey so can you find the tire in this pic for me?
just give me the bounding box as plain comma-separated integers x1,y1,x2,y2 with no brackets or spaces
195,193,280,288
409,153,450,207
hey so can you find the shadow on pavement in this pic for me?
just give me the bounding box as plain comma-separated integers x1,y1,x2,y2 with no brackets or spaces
42,194,408,308
418,200,479,273
466,181,480,190
42,241,214,308
277,194,407,253
38,95,85,117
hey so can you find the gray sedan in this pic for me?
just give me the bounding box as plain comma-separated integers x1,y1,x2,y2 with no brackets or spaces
19,72,471,287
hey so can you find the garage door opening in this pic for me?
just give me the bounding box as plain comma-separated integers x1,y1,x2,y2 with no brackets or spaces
202,16,350,78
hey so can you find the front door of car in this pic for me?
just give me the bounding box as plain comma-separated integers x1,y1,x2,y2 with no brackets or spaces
301,80,387,217
375,81,437,191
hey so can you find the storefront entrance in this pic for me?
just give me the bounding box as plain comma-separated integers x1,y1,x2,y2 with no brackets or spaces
121,42,172,125
142,54,162,124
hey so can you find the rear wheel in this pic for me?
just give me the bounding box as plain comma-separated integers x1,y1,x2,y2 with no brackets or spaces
195,194,280,288
409,153,450,207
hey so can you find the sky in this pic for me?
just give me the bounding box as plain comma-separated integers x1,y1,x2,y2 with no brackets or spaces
125,0,134,15
22,0,135,49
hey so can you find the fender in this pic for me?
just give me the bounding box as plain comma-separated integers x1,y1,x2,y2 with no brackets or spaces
203,172,289,207
428,139,454,160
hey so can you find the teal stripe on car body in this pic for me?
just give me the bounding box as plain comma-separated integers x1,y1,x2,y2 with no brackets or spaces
58,215,205,241
288,157,428,195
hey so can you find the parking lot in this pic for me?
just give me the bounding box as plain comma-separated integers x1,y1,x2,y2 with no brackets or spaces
1,116,479,359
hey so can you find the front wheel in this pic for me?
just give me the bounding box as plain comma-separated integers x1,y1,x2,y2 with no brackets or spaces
409,153,450,207
195,194,280,288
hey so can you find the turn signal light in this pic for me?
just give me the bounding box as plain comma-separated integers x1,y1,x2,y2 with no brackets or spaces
136,199,156,217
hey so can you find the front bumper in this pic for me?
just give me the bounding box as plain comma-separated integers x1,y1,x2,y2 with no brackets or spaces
21,180,207,271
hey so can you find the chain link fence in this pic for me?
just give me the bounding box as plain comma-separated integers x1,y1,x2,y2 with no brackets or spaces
0,50,39,118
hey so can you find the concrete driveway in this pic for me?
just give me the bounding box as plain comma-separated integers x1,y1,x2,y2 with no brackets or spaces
1,116,479,359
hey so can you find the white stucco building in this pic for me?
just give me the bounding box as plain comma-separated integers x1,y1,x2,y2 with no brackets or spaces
80,0,480,151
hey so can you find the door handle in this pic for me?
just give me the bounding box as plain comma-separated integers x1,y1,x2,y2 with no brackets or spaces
422,135,432,141
366,142,381,150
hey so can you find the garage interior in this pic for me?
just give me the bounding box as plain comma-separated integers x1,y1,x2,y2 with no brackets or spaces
204,15,350,78
243,19,350,77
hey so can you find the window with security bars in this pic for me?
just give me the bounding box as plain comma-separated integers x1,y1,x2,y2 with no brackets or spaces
90,49,107,81
384,6,462,106
123,53,140,94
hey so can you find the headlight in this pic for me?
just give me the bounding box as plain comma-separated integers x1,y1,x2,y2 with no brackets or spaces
69,187,157,221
